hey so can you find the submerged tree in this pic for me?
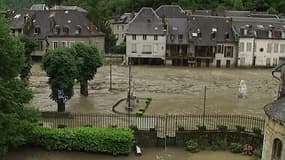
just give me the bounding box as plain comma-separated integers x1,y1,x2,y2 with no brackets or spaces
42,48,78,112
72,43,103,96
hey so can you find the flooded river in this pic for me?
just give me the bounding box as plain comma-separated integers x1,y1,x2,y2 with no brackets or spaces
6,147,255,160
30,63,277,116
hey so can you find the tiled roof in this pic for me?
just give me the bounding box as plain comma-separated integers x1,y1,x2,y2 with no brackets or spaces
127,7,164,35
8,9,104,39
188,16,235,46
265,97,285,125
156,5,187,18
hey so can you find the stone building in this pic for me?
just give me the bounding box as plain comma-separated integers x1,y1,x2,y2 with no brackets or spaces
262,63,285,160
8,4,105,59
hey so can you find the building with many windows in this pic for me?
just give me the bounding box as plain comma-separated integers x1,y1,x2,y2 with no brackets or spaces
126,7,166,64
8,4,105,59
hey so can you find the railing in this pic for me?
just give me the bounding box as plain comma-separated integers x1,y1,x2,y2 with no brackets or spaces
40,112,265,138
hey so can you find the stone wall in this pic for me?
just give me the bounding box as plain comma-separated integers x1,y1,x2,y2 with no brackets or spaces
262,117,285,160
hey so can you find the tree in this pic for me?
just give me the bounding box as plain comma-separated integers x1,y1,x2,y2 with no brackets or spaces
0,16,25,80
233,0,243,10
0,15,38,157
19,36,37,81
42,48,78,112
72,43,103,96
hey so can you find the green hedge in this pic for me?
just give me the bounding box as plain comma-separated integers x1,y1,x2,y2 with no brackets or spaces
29,127,134,155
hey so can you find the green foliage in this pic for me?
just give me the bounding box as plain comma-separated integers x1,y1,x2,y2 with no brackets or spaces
0,14,38,156
211,137,228,150
129,125,138,131
236,125,246,132
229,143,243,153
253,147,262,159
136,110,144,116
217,125,228,131
0,108,39,155
0,16,25,80
111,42,126,54
185,139,199,153
19,36,37,81
197,125,206,131
252,127,262,135
42,48,78,101
30,127,134,155
72,43,102,82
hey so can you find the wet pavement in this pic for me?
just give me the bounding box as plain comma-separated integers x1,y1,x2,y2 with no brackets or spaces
29,63,277,117
6,147,255,160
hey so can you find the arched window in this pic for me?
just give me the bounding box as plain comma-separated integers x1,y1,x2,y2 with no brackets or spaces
272,138,283,160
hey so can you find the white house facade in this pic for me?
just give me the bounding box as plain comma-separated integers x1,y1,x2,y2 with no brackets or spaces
126,34,166,64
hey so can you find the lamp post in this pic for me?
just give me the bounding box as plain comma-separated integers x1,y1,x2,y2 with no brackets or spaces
109,63,112,91
202,86,207,127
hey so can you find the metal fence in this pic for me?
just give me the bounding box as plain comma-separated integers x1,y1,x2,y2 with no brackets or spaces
40,112,265,137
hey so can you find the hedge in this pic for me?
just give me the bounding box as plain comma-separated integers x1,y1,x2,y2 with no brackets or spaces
29,127,134,155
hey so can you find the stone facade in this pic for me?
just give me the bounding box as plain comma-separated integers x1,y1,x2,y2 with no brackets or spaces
261,117,285,160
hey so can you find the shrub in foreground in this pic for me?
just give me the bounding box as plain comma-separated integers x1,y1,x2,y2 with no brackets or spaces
30,127,134,155
186,140,199,153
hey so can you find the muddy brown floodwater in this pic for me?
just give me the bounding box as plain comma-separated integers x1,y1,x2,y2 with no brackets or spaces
6,147,255,160
29,63,277,117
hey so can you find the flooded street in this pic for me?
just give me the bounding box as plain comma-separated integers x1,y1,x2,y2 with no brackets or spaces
6,147,255,160
30,63,277,116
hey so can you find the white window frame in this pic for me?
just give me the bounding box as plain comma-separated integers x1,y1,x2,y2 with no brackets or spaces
53,41,59,49
246,42,252,52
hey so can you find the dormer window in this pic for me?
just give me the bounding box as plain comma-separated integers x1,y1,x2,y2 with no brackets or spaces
63,26,70,34
178,34,183,41
55,25,60,35
170,34,175,41
224,32,230,40
211,32,216,40
34,26,41,34
75,25,82,35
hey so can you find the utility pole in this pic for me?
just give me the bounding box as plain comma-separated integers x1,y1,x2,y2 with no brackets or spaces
202,86,207,127
109,63,112,91
128,60,131,111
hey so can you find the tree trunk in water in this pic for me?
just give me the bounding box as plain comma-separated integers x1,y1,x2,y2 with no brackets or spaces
80,80,88,96
57,98,65,112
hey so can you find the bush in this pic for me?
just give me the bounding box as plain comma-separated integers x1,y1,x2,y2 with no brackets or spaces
136,110,144,116
236,125,246,132
30,127,134,155
217,125,228,131
129,125,138,131
252,128,262,135
253,147,262,159
230,143,243,153
197,125,206,131
211,138,228,150
186,140,199,153
138,108,145,112
178,126,185,131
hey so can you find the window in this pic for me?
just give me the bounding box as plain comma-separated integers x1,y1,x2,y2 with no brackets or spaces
61,41,67,48
280,44,285,53
266,58,271,66
143,35,147,40
132,35,136,40
34,27,41,34
122,25,124,30
178,34,183,41
246,42,252,52
154,35,158,40
142,45,152,54
217,45,223,53
224,32,230,40
239,42,244,52
131,44,136,53
63,26,69,34
240,57,245,66
121,34,124,38
274,43,279,53
267,43,273,53
211,32,216,40
272,138,282,160
53,41,59,49
273,58,278,66
55,25,60,34
75,25,82,34
170,34,175,41
35,41,43,51
117,25,119,30
224,46,234,57
153,44,158,53
68,41,75,48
